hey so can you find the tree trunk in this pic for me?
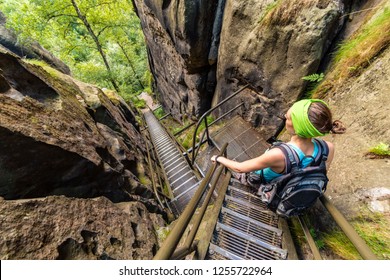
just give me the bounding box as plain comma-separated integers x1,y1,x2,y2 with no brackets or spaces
117,41,145,89
70,0,120,92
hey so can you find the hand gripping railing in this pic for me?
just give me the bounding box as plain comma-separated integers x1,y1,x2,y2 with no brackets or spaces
190,84,249,165
153,143,228,260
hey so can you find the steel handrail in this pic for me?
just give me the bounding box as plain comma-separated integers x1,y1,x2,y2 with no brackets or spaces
297,216,322,260
145,140,165,210
153,143,228,260
319,196,378,260
170,164,226,260
182,164,225,249
191,84,249,165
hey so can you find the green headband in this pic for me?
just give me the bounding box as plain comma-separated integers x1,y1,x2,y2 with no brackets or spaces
290,99,329,138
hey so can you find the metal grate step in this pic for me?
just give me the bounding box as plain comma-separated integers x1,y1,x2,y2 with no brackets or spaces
224,195,279,227
206,179,287,260
211,222,287,260
219,207,282,244
208,244,243,260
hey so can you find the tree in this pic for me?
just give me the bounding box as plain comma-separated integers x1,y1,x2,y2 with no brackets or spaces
69,0,119,92
0,0,149,99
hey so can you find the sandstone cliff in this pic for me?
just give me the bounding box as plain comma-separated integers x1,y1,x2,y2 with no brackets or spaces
0,48,153,203
132,0,222,120
0,33,164,258
0,196,164,260
133,0,352,139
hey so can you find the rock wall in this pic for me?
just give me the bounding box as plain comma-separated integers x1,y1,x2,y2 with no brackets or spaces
0,21,166,259
214,0,346,138
0,48,155,206
132,0,221,119
0,196,164,259
133,0,353,138
323,45,390,217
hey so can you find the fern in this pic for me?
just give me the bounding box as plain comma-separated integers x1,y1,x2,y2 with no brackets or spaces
302,73,324,83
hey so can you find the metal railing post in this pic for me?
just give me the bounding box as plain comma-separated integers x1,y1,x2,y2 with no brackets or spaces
319,196,378,260
153,144,228,260
191,84,249,165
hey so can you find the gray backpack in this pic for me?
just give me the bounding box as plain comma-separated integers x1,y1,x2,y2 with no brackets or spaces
258,139,329,218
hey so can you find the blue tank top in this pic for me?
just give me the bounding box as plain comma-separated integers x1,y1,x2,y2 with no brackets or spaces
254,140,319,183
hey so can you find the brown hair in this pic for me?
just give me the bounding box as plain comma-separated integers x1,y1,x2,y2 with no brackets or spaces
308,102,346,134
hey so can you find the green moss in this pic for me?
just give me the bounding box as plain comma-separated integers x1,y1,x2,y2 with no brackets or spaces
334,8,390,66
260,0,316,26
155,226,171,245
138,174,150,186
23,58,60,78
323,231,362,259
30,116,39,124
369,142,390,156
102,90,121,106
288,217,306,248
177,116,215,150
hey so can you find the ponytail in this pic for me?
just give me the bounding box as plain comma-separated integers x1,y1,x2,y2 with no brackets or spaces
331,120,346,134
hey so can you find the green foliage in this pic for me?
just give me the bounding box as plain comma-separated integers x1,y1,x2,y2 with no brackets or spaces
309,227,325,249
301,73,324,98
178,116,215,150
302,73,324,83
153,107,166,119
258,1,280,23
314,6,390,98
334,7,390,67
0,0,150,105
130,96,146,110
369,142,390,156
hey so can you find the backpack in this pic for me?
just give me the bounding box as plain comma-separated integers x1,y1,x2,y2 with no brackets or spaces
257,139,329,218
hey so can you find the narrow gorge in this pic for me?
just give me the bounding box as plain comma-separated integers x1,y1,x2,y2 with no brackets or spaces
1,0,389,260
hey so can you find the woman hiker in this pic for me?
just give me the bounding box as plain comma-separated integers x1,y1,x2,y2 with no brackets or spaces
210,99,346,196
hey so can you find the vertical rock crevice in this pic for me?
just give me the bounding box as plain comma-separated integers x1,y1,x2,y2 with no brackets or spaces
133,0,226,119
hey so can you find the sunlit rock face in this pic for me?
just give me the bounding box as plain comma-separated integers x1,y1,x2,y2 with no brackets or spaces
132,0,222,119
0,49,154,205
214,0,345,138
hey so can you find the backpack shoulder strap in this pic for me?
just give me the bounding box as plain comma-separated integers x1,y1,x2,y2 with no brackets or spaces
271,142,300,173
312,138,329,165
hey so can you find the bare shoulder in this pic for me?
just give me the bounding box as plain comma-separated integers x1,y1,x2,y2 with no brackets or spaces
324,140,335,166
324,140,334,152
262,146,286,161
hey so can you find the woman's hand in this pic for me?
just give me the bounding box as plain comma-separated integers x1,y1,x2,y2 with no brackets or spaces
211,155,220,163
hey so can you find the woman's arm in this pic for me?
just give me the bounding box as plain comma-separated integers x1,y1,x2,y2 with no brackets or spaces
211,148,285,173
325,141,335,170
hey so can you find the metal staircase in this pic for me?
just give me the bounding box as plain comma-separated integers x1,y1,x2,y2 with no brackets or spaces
206,179,287,260
143,111,200,216
147,85,294,260
147,85,377,260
